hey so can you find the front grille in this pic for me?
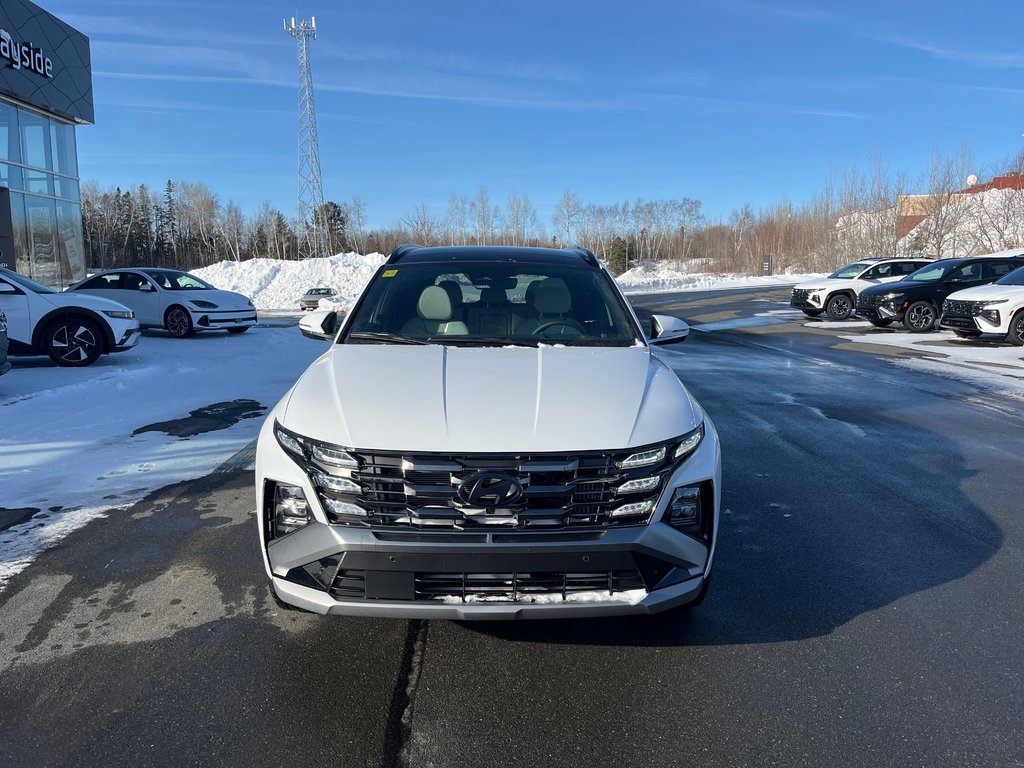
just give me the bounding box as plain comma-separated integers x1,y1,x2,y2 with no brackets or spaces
858,293,884,308
792,288,812,300
327,568,646,602
326,448,669,530
943,299,986,317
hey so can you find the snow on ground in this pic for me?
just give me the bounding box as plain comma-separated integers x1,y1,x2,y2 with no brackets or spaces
192,252,825,310
193,251,386,312
0,322,325,587
840,330,1024,399
616,262,825,294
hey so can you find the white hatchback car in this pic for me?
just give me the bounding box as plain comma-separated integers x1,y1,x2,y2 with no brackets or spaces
70,268,257,338
791,257,932,320
0,267,140,367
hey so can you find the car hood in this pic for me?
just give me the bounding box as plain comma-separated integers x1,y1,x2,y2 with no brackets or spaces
946,284,1024,302
46,292,134,313
280,344,701,453
793,278,846,291
177,289,252,309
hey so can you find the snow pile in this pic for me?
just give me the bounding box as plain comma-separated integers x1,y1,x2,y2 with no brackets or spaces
192,251,386,311
616,261,825,294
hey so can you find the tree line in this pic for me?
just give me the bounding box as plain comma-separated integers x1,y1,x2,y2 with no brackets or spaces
81,144,1024,276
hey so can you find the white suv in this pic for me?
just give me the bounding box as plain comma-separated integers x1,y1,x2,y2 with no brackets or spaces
256,246,721,619
791,257,931,320
0,268,140,367
940,264,1024,344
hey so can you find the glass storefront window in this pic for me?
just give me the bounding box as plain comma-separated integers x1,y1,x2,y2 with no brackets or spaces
20,110,51,170
50,121,78,177
54,176,80,201
0,101,21,163
57,201,85,286
10,191,29,277
24,195,59,287
0,163,23,190
23,169,54,196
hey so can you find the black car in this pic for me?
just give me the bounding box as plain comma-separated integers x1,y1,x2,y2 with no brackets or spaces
0,309,10,376
857,253,1024,332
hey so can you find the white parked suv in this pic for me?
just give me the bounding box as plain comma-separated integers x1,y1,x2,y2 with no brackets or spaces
940,264,1024,344
791,257,932,320
257,245,721,619
0,267,140,367
69,268,257,338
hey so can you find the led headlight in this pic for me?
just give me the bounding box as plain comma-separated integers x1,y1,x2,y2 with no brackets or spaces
313,472,361,494
615,476,661,495
310,443,358,468
610,499,656,518
674,423,705,460
272,483,312,537
321,497,368,518
274,422,305,457
102,309,135,319
617,446,666,469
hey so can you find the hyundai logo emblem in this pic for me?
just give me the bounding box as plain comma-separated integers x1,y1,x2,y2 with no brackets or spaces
456,471,524,507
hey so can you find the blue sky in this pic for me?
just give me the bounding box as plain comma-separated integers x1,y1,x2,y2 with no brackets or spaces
48,0,1024,229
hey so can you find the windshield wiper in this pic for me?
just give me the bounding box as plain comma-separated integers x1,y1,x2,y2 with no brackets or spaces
427,336,540,347
345,331,429,345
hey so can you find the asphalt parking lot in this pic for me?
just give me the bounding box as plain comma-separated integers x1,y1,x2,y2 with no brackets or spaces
2,286,1022,768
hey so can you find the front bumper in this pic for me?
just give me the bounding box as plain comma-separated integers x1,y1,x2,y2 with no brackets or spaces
790,290,823,311
191,309,258,330
113,327,141,352
256,413,721,619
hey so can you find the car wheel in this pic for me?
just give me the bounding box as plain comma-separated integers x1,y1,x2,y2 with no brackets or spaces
226,327,249,334
953,330,982,340
165,306,195,338
801,309,824,318
825,293,853,321
869,319,893,328
45,316,103,367
1009,309,1024,346
904,301,937,332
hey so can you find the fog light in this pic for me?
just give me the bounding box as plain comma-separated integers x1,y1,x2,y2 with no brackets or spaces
313,472,361,494
615,476,661,495
311,443,358,468
322,497,369,518
610,498,655,518
274,483,312,537
617,446,666,469
667,484,702,536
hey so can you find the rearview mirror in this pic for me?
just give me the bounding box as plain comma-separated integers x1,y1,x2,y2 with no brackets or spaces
649,314,689,345
299,309,340,341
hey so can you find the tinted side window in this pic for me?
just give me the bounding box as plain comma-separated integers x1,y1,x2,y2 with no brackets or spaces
863,264,893,279
897,261,923,275
79,273,121,289
949,263,981,282
121,272,151,290
982,261,1015,280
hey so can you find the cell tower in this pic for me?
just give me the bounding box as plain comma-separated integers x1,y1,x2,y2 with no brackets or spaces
284,16,330,259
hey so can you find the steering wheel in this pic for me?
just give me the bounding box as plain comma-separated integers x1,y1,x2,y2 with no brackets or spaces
531,318,587,337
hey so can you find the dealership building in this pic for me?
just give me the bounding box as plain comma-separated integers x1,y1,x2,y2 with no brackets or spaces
0,0,92,289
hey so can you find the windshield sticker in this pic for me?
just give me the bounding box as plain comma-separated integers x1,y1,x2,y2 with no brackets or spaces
383,269,398,278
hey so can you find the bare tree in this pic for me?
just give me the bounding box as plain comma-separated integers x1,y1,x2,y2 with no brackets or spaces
552,188,581,246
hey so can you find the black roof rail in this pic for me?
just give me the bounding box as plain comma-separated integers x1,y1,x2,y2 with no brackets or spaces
564,246,599,268
386,243,425,264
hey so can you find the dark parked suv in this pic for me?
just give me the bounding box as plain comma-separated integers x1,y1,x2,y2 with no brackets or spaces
857,252,1024,332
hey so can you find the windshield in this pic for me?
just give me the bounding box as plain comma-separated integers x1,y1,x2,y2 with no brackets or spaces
341,261,642,347
997,265,1024,286
0,268,57,294
142,269,213,290
828,262,870,279
306,288,332,295
905,260,957,283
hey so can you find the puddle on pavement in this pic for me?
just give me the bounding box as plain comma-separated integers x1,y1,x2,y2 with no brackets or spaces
132,399,265,438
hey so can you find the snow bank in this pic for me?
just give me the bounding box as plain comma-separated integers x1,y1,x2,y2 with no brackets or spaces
192,251,386,311
616,261,825,294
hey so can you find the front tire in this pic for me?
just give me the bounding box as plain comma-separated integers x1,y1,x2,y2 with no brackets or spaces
869,319,894,328
45,317,103,367
165,306,195,338
904,301,937,332
825,293,854,321
1008,309,1024,346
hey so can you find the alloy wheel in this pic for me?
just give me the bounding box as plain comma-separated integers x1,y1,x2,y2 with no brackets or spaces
166,308,193,338
50,322,98,365
906,302,935,331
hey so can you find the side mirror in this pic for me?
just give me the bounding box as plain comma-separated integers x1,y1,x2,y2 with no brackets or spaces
649,314,689,345
299,309,340,341
139,282,155,292
0,282,17,294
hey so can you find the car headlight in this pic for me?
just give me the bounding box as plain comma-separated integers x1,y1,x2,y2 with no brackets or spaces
274,422,366,523
880,293,902,302
102,309,135,319
984,300,1008,306
189,300,218,309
